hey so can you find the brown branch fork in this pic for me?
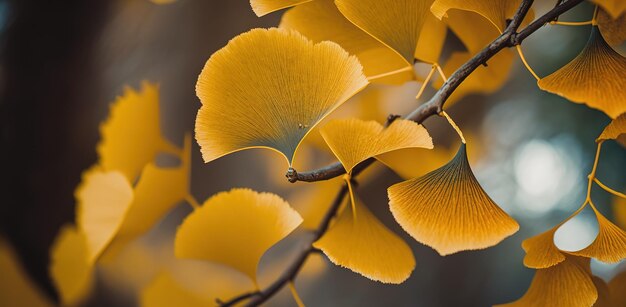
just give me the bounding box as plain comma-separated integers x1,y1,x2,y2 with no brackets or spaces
221,0,585,305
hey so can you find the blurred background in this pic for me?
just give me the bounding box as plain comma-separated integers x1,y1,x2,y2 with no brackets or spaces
1,0,625,306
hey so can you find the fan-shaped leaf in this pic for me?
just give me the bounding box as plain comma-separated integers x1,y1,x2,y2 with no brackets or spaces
174,189,302,284
49,225,94,306
388,144,519,255
597,113,626,143
97,82,179,182
105,135,192,259
280,0,413,84
335,0,432,64
320,118,432,173
76,169,134,263
195,28,368,166
522,226,566,269
538,27,626,119
250,0,312,16
313,196,415,284
431,0,527,32
496,256,597,307
414,12,447,64
569,206,626,263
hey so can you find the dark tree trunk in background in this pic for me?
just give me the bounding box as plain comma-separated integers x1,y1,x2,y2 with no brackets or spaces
0,0,110,300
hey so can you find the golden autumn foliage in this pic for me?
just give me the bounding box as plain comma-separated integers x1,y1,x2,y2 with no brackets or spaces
20,0,624,306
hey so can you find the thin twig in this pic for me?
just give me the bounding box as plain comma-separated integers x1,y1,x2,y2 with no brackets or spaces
224,0,587,305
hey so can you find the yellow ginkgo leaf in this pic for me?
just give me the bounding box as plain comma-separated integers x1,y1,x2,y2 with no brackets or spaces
521,226,566,269
597,8,626,46
335,0,432,64
431,0,527,32
195,28,369,166
1,237,52,307
279,0,412,84
597,112,626,143
104,135,192,259
141,272,210,307
174,189,303,284
313,197,415,284
569,206,626,263
388,144,519,256
496,256,597,307
98,82,179,182
320,118,433,173
414,12,447,64
591,0,626,19
250,0,312,16
538,26,626,119
76,169,134,264
49,225,94,306
608,270,626,306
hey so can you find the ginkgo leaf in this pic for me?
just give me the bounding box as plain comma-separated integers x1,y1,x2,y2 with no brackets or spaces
76,169,134,264
569,206,626,263
597,113,626,143
1,237,52,307
387,144,519,256
608,270,626,306
431,0,529,32
521,226,566,269
279,0,412,84
313,196,415,284
538,26,626,119
414,12,447,64
98,82,179,182
250,0,312,17
495,256,597,307
195,28,369,166
320,118,433,173
104,135,192,259
335,0,432,64
141,272,210,307
174,189,303,284
591,0,626,19
597,8,626,46
49,225,94,306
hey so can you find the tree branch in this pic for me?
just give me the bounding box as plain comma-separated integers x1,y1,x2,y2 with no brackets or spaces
222,0,585,305
288,0,583,184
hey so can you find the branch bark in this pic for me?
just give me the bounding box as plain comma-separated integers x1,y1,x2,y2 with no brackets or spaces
223,0,585,305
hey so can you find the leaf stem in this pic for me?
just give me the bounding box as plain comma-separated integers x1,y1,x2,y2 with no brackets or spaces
594,178,626,199
440,111,466,144
515,45,540,80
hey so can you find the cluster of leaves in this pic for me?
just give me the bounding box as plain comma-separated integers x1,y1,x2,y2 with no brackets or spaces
32,0,626,306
